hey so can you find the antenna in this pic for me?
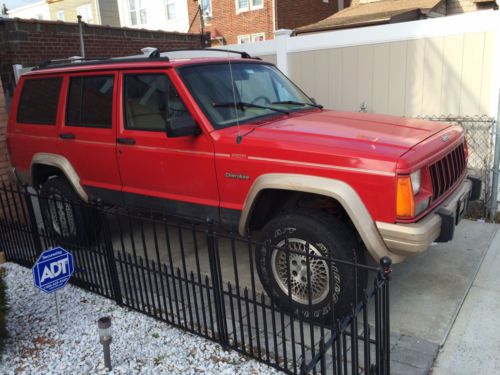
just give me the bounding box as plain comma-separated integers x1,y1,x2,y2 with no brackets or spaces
225,46,242,144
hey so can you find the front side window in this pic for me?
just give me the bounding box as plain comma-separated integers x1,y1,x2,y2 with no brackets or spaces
165,0,176,20
124,74,194,133
66,75,114,128
178,63,314,129
17,78,62,125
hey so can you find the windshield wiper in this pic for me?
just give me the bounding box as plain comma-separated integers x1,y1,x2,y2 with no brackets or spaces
213,101,290,115
272,100,323,109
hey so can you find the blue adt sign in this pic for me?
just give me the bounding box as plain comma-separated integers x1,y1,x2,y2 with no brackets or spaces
33,247,74,294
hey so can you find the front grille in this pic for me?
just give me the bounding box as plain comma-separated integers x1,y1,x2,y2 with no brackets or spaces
429,142,466,201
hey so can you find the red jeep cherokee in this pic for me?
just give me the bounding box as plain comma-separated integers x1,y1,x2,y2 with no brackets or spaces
7,50,480,320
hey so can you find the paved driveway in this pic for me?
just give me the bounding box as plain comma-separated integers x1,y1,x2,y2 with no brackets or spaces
107,216,498,374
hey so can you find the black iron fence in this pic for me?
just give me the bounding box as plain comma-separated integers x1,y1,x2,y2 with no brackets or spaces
0,184,391,374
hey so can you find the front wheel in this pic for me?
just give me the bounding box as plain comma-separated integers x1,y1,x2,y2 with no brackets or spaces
256,210,367,323
39,177,100,244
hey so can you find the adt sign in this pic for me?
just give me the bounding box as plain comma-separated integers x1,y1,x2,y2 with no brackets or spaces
33,247,74,294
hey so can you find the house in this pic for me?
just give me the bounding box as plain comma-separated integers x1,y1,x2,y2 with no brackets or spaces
295,0,499,34
187,0,343,45
6,1,51,20
47,0,120,26
116,0,190,32
7,0,120,26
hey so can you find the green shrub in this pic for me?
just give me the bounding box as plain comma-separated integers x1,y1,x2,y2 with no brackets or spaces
0,269,7,355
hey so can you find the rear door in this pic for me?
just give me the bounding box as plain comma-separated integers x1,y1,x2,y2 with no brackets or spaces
115,69,219,220
59,72,122,203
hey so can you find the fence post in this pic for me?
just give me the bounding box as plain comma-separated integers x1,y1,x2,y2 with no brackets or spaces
23,185,43,255
274,29,292,75
206,219,228,348
379,256,392,375
101,209,123,306
489,90,500,221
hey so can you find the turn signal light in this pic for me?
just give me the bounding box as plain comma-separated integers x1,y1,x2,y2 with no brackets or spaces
396,176,415,218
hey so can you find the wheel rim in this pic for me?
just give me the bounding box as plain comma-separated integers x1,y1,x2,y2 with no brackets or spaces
47,194,76,237
271,238,330,305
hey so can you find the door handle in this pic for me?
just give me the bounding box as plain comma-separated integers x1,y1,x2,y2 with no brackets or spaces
59,133,76,140
117,137,136,145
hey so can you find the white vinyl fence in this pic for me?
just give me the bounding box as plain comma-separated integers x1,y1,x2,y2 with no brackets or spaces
225,11,500,215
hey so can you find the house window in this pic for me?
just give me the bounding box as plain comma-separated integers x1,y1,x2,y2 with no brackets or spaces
201,0,212,18
237,35,251,44
129,0,147,26
56,11,65,21
252,33,265,42
238,33,264,44
77,4,93,23
237,0,263,12
322,0,329,3
165,0,176,20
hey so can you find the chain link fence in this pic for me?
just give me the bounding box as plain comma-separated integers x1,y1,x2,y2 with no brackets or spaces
418,115,498,219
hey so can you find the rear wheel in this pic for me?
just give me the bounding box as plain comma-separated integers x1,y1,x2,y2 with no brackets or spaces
256,210,367,322
39,177,99,244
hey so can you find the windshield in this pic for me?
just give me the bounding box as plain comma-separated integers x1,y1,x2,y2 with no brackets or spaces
178,62,316,129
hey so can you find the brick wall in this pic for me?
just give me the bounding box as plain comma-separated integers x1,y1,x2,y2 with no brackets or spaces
188,0,274,45
188,0,338,45
0,80,11,184
0,18,204,103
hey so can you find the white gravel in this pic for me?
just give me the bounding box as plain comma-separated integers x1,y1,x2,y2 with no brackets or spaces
0,263,281,375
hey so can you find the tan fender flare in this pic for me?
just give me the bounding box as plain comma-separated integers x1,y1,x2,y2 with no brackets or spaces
239,173,405,263
31,153,88,202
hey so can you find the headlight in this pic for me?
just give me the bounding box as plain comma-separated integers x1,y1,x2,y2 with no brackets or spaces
410,170,421,195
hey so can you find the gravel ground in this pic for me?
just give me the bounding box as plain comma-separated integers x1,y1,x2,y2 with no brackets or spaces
0,263,281,375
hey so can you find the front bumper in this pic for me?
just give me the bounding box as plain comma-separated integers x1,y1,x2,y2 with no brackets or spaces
376,177,477,258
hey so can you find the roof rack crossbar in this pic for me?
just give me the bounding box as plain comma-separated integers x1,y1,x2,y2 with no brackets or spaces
37,57,109,69
157,48,255,59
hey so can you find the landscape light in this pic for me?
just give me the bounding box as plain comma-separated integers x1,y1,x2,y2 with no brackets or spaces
98,316,112,370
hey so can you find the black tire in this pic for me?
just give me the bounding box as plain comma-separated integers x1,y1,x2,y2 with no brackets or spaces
256,210,367,323
39,177,100,244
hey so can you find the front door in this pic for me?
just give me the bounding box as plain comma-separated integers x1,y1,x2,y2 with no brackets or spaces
116,70,219,220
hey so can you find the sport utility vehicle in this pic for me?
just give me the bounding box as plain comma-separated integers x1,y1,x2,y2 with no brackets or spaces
7,49,481,320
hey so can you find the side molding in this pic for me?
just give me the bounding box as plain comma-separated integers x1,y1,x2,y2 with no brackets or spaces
31,153,88,202
239,174,405,263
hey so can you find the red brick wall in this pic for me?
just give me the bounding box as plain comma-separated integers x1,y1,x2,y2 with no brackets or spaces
188,0,338,45
0,18,204,102
276,0,337,30
188,0,274,45
0,80,11,184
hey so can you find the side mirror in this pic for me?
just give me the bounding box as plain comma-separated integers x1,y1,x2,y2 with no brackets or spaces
166,117,202,138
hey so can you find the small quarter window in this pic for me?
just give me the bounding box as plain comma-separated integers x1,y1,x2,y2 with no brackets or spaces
66,75,114,128
17,78,62,125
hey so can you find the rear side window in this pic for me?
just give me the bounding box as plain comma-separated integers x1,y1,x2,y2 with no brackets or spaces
17,78,62,125
66,75,114,128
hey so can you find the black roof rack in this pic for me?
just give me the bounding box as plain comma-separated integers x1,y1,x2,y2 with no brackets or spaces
36,57,108,69
155,48,257,59
32,48,258,71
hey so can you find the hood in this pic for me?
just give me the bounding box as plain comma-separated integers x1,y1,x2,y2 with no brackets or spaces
245,110,451,156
